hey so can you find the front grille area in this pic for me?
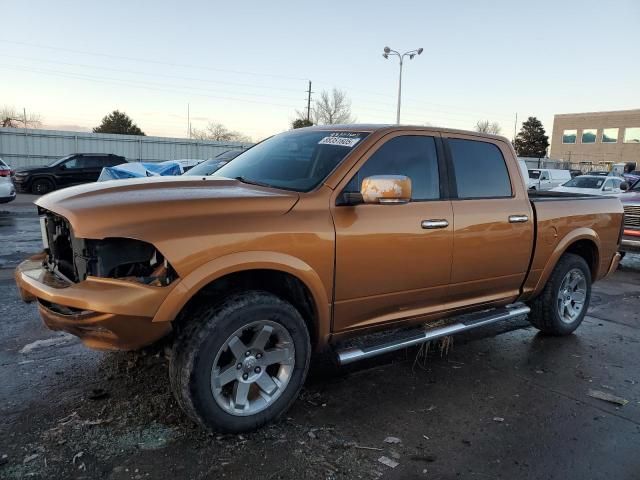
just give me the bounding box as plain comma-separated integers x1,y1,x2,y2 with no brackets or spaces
624,204,640,229
40,209,80,282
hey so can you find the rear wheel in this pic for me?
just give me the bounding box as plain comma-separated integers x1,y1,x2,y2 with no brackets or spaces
31,178,54,195
170,291,310,432
528,253,591,335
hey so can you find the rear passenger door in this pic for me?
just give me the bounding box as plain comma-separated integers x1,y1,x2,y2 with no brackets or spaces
444,134,534,307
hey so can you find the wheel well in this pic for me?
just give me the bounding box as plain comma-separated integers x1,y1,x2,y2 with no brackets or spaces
33,176,55,186
176,269,318,346
565,239,598,277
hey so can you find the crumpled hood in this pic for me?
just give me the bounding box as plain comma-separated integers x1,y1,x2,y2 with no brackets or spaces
36,176,300,239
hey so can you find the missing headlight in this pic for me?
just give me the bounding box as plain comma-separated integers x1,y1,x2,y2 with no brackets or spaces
76,238,177,286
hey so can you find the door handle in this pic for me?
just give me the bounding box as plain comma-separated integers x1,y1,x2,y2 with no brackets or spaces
421,219,449,229
508,215,529,223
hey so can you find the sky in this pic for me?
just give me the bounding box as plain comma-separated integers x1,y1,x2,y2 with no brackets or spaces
2,0,639,142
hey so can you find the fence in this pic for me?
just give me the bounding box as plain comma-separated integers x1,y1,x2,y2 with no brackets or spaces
520,157,617,173
0,127,253,168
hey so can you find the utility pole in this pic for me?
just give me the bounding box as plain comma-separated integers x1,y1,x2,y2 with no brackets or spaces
306,81,313,122
513,112,518,142
382,47,423,124
187,103,191,138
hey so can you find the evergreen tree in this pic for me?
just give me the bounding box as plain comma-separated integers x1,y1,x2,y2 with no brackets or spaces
292,118,313,129
513,117,548,158
93,110,145,136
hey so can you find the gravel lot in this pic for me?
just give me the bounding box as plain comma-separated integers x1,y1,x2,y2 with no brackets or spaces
1,194,639,479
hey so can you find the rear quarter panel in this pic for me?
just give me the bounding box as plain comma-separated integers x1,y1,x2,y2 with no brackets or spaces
521,196,623,300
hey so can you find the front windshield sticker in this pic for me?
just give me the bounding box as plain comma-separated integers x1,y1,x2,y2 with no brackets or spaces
318,133,363,148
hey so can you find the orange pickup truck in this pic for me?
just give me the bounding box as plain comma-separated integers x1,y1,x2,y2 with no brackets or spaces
16,125,623,432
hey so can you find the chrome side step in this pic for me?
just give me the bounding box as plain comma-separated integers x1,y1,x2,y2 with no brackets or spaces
335,303,530,365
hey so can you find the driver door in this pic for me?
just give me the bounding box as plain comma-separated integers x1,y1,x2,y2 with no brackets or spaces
331,132,453,332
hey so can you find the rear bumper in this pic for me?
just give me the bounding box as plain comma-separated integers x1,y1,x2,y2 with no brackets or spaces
621,230,640,253
15,255,173,350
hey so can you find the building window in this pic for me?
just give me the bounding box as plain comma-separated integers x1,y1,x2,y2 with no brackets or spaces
602,128,618,143
581,129,597,143
623,127,640,144
562,130,577,144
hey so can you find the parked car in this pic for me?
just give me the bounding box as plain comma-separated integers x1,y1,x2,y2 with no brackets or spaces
620,180,640,254
588,171,610,177
13,153,127,194
168,159,206,173
183,150,246,176
0,158,16,203
16,125,623,433
0,157,13,178
527,168,571,190
98,161,183,182
551,175,626,196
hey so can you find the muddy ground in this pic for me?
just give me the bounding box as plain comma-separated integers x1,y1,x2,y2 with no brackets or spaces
1,194,639,479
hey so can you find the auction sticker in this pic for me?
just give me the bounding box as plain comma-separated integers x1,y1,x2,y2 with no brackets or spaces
318,133,363,147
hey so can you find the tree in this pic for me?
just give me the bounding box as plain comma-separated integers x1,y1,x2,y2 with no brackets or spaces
93,110,145,135
1,105,42,128
513,116,549,158
292,118,313,129
313,88,355,125
475,120,502,135
190,122,250,142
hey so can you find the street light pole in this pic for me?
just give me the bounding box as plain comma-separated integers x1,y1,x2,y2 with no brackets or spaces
383,46,423,124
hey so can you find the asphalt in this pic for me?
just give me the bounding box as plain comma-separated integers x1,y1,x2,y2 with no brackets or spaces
1,194,639,479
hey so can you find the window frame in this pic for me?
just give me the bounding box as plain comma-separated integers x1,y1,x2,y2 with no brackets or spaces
443,137,515,201
562,129,578,144
334,132,450,206
601,128,619,143
623,127,640,144
581,129,597,144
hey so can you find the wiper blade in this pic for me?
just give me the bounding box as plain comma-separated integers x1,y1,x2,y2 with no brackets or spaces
234,176,273,188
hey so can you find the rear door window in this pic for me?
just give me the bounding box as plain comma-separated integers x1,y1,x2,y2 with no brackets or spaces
448,139,512,199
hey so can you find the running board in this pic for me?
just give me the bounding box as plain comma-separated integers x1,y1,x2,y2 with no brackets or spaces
335,303,530,365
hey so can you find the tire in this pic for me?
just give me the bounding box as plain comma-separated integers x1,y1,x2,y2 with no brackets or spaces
169,290,311,433
528,253,591,335
31,178,54,195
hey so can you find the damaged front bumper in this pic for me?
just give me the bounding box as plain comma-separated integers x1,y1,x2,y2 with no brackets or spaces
15,255,174,350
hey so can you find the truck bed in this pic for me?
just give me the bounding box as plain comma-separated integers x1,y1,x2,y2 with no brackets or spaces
524,192,623,295
528,189,611,201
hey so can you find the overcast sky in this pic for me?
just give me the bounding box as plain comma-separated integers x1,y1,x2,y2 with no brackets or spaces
3,0,639,141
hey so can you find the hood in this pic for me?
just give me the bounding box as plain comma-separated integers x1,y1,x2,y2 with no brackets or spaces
36,176,300,239
15,166,51,174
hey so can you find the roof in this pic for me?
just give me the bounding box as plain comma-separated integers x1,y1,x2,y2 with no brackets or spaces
298,123,509,141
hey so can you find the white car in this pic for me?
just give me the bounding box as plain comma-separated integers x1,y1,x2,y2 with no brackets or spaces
0,157,16,204
527,168,572,190
551,175,626,196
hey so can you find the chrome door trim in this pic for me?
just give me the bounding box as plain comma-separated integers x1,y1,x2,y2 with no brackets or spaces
421,219,449,229
508,215,529,223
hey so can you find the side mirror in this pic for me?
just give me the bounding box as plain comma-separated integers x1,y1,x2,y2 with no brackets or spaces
620,182,629,191
58,163,66,170
603,186,612,192
361,175,412,204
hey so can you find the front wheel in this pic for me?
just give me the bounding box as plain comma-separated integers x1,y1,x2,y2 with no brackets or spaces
170,291,311,432
31,178,54,195
528,253,591,335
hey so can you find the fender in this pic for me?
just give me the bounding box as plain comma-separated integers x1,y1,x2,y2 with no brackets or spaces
152,251,332,345
531,227,601,297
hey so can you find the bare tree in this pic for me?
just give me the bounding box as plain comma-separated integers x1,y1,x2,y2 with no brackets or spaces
191,122,251,142
474,120,502,135
1,105,42,128
313,89,355,125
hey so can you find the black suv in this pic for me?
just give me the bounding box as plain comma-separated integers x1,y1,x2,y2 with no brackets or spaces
13,153,127,194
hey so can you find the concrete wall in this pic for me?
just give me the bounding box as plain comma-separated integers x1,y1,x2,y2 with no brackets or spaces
549,109,640,167
0,128,253,168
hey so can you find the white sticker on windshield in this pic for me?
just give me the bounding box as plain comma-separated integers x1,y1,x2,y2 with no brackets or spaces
318,136,361,147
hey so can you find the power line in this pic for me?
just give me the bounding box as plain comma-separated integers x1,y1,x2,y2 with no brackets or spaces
5,40,310,81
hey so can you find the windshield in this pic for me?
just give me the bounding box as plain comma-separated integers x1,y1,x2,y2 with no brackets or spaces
528,170,541,179
47,154,74,167
213,130,370,192
630,179,640,191
562,177,605,189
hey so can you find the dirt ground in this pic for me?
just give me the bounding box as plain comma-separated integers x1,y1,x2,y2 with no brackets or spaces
1,195,639,479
